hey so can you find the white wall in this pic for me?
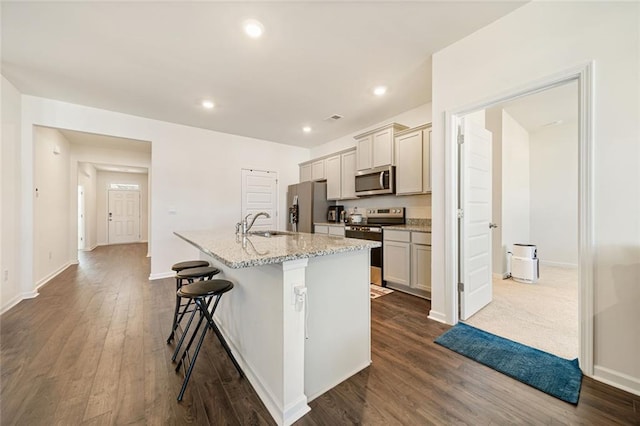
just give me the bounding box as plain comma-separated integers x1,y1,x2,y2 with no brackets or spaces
96,171,149,245
78,163,98,250
501,110,531,261
18,96,309,286
530,121,578,267
1,77,23,312
431,1,640,393
34,126,72,286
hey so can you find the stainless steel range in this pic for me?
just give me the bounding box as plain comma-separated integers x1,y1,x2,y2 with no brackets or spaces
345,207,405,286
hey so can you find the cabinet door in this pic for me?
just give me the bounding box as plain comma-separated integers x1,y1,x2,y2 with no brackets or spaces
372,128,393,168
396,130,423,195
423,129,432,192
411,244,431,292
311,159,325,181
383,241,410,285
341,150,357,199
325,155,341,200
300,164,312,182
328,226,345,237
356,136,372,171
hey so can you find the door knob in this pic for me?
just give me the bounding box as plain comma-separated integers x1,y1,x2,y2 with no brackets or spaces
489,223,498,229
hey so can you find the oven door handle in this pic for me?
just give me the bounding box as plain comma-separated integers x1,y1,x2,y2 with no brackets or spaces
379,171,385,189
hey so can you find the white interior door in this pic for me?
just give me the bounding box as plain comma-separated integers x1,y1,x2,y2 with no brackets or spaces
78,186,85,250
241,169,277,231
459,119,493,320
108,190,140,244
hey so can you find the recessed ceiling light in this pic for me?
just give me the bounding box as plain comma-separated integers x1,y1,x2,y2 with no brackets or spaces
373,86,387,96
202,100,215,109
243,19,264,39
302,126,312,133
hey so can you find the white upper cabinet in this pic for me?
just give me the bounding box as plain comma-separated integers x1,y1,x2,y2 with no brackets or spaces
325,154,341,200
355,123,408,171
311,159,325,181
356,136,372,170
372,127,393,168
341,149,357,199
395,123,432,195
300,163,312,182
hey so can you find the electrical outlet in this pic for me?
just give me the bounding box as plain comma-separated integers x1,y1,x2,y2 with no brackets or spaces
3,270,8,282
48,251,52,260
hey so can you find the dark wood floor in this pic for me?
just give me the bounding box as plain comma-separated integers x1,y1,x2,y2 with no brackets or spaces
1,244,639,425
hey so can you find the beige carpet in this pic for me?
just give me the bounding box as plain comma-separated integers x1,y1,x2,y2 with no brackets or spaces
464,265,578,360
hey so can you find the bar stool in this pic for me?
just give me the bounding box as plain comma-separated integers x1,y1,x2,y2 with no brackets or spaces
167,264,220,345
174,279,243,401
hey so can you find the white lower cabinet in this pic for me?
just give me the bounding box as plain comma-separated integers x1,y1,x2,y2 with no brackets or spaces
411,244,431,292
383,229,431,298
314,225,329,234
314,224,345,236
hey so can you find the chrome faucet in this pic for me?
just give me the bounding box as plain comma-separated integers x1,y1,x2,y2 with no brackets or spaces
237,212,271,235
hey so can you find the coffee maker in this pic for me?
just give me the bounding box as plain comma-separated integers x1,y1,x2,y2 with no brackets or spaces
327,205,344,223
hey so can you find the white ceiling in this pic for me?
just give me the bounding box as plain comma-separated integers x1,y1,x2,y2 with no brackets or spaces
502,81,579,133
2,1,526,148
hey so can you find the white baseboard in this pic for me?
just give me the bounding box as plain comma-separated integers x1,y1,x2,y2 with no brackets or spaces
1,290,39,315
148,271,174,281
36,262,72,291
428,310,448,324
80,244,98,252
593,365,640,397
493,272,510,280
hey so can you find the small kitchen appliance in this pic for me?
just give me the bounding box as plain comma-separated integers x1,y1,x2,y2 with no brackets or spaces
327,205,344,223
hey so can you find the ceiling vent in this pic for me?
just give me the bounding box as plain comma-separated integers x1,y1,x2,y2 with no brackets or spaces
324,114,343,122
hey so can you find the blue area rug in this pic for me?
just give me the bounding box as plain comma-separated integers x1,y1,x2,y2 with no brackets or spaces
435,323,582,404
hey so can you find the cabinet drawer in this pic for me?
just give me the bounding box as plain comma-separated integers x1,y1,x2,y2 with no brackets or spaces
411,232,431,245
384,229,410,242
314,225,329,234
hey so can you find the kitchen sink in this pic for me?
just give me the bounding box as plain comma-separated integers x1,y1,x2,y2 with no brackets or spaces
247,230,292,238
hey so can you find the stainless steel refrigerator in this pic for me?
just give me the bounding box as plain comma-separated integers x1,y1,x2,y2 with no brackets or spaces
286,181,330,233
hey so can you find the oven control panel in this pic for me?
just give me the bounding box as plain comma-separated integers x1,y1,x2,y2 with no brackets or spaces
366,207,405,219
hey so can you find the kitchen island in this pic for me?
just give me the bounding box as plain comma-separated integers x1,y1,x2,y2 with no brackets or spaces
174,230,380,426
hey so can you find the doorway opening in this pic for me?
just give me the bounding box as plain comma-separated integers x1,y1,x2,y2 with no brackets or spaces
458,81,580,360
446,64,594,374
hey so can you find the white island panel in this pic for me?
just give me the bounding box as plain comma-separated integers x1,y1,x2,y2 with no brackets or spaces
175,231,374,426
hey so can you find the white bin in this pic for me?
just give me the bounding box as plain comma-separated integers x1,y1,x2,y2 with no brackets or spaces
513,243,537,259
511,257,539,284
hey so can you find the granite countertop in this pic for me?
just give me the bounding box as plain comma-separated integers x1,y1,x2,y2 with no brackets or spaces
175,230,380,269
314,222,345,227
383,224,432,233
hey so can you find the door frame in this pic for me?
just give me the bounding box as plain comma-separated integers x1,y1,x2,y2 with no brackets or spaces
444,62,594,375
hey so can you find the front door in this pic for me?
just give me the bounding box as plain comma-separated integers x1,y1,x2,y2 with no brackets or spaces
459,119,493,320
108,190,140,244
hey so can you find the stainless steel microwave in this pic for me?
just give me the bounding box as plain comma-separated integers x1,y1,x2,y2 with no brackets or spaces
355,165,395,196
